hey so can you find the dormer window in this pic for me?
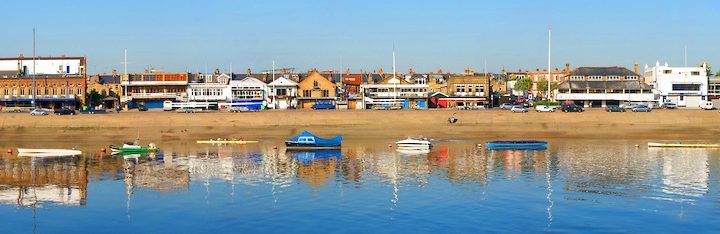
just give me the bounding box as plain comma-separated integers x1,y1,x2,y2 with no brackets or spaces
589,76,602,80
626,76,637,80
607,76,620,80
570,76,584,80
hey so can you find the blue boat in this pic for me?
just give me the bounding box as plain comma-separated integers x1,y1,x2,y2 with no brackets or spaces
290,150,342,165
485,140,548,150
285,131,342,149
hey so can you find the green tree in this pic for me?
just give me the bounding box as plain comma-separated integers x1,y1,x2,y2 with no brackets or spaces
536,80,559,95
513,77,532,94
85,89,103,108
715,70,720,77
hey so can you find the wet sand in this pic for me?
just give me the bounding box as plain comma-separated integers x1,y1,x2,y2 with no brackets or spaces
1,109,718,144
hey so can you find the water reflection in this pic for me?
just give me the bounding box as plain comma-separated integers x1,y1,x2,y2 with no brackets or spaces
0,156,87,207
0,140,719,232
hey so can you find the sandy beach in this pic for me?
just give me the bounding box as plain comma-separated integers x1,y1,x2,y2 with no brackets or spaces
0,109,718,143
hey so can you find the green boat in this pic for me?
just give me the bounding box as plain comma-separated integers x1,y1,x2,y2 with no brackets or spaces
109,143,158,153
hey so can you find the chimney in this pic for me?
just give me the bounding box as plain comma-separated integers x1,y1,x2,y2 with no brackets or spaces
112,69,117,76
565,63,570,72
634,63,639,74
247,68,251,76
346,68,351,75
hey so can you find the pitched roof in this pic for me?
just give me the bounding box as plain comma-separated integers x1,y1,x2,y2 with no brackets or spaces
268,77,298,87
568,67,640,77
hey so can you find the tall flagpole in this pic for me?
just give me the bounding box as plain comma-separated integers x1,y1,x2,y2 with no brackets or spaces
32,28,36,108
547,26,552,100
123,49,128,107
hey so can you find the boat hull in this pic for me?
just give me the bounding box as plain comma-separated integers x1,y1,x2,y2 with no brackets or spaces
648,142,720,148
485,141,548,150
17,148,82,155
196,140,259,144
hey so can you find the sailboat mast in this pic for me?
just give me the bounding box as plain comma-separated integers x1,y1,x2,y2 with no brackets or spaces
547,27,552,100
32,28,36,108
392,47,397,105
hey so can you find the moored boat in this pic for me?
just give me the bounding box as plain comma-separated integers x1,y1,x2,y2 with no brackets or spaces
485,140,548,150
285,131,342,150
648,142,720,148
17,149,82,157
196,140,259,144
110,143,158,153
395,138,432,150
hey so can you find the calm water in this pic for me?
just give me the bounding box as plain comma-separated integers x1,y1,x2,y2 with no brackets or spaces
1,139,719,233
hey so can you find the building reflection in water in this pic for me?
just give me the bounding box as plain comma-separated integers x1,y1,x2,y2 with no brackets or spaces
0,156,88,207
649,148,711,199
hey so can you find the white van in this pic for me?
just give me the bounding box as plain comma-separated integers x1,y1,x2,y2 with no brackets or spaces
699,101,714,110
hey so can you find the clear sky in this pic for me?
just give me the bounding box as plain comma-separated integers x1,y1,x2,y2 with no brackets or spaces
4,0,718,74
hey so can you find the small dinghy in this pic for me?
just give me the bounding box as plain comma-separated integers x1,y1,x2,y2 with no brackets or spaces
17,149,82,157
648,142,720,148
395,138,433,150
110,143,158,153
196,139,259,144
485,140,548,150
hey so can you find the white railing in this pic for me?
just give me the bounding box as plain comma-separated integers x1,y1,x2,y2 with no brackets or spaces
556,93,656,101
130,92,184,99
367,92,428,98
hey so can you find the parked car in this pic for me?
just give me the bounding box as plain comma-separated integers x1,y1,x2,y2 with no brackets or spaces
138,105,149,111
510,105,528,113
80,108,108,114
30,109,49,116
228,106,251,112
605,105,625,112
632,105,651,112
620,103,638,110
312,100,335,110
535,105,555,112
561,104,584,113
699,101,714,110
664,102,677,109
500,103,514,110
54,108,76,115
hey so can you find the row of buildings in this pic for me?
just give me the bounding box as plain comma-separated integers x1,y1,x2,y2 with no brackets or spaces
0,55,715,110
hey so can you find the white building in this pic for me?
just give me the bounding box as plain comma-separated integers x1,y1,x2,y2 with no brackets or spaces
267,76,298,109
226,77,269,110
555,66,655,107
644,62,709,108
187,73,231,103
360,76,429,109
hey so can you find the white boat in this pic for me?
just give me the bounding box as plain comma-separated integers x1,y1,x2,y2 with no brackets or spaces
648,142,720,148
17,148,82,157
395,138,432,150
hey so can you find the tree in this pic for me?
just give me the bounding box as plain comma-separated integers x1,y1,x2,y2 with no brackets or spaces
85,89,103,108
513,77,532,94
716,70,720,77
536,79,559,97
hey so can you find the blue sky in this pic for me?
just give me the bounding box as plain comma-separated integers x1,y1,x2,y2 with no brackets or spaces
4,0,718,74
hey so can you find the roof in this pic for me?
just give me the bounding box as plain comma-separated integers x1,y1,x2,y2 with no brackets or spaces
557,80,652,90
229,77,267,87
268,77,298,87
568,67,640,77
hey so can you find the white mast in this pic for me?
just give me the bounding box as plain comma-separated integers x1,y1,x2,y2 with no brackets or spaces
392,46,397,107
547,26,552,100
272,60,275,109
684,45,687,67
32,28,36,108
123,49,127,107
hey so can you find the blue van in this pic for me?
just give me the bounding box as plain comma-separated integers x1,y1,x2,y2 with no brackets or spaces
312,100,335,110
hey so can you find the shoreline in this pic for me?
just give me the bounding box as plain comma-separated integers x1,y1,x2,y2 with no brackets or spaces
0,109,719,143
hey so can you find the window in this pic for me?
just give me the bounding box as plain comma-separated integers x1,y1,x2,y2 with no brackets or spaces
589,76,602,80
691,71,701,76
456,85,465,93
672,84,701,91
313,80,319,89
303,90,311,96
607,76,620,80
276,88,287,96
626,76,637,80
680,96,684,101
663,70,672,74
322,90,329,97
77,88,82,95
570,76,584,80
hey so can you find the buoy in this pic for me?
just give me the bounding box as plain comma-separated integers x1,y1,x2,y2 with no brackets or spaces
634,144,640,148
477,143,483,148
388,144,393,148
272,145,278,149
7,148,12,154
100,148,106,153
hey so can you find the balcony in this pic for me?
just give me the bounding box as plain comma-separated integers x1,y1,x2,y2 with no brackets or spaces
453,92,486,97
366,92,428,99
129,92,185,99
556,93,655,101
